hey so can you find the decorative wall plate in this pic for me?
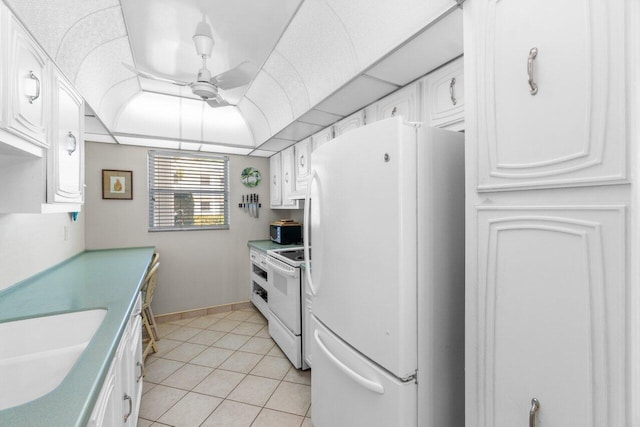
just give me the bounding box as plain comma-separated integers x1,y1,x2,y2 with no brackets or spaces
241,167,261,188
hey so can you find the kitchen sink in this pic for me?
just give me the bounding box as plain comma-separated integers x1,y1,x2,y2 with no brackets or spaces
0,308,107,410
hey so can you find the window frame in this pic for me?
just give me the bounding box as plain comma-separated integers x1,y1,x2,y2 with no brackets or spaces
148,150,230,232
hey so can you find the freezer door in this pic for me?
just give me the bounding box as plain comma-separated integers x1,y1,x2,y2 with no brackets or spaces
309,117,418,378
311,317,417,427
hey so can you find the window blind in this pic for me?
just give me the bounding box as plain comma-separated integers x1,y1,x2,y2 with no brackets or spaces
148,150,229,231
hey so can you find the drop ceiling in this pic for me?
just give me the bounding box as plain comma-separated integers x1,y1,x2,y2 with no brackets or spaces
4,0,463,156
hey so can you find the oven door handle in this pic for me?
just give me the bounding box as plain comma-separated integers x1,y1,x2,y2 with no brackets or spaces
265,257,298,278
304,170,318,296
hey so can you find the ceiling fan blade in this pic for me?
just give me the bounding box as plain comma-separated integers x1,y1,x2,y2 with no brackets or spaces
205,96,234,108
122,63,189,86
211,61,254,90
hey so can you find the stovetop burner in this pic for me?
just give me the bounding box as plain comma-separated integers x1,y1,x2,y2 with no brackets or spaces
267,246,310,267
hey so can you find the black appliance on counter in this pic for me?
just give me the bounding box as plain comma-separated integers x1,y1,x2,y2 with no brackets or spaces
270,219,302,245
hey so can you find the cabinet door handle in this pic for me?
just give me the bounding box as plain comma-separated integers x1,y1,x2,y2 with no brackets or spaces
284,172,289,183
28,71,40,104
391,106,397,117
299,155,305,168
449,77,457,105
136,361,144,383
66,131,77,155
123,394,133,422
272,175,276,185
527,47,539,95
529,398,540,427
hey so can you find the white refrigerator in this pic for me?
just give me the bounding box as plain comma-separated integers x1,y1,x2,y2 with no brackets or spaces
304,117,465,427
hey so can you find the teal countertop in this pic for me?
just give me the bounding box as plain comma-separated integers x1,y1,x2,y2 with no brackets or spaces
247,239,302,252
0,246,155,427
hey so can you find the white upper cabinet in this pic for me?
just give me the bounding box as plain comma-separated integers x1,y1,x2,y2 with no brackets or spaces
471,0,627,191
270,148,301,209
311,126,334,152
334,110,365,137
370,82,419,123
0,5,50,156
421,56,464,130
269,152,282,207
48,68,84,204
291,137,311,199
7,12,48,146
280,146,299,208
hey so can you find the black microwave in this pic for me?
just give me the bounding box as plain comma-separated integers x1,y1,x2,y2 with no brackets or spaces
270,220,302,245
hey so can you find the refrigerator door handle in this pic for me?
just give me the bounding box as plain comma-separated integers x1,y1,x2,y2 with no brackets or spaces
304,170,318,295
314,329,385,395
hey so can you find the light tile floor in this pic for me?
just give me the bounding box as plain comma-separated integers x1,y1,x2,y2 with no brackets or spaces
138,307,312,427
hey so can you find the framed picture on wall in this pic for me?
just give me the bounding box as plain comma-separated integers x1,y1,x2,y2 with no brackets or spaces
102,169,133,200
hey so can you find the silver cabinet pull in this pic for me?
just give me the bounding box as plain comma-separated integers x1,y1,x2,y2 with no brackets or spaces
529,398,540,427
299,154,305,168
136,361,144,383
66,131,77,155
527,47,539,95
391,106,397,117
284,171,289,183
272,175,276,185
123,394,133,422
449,77,457,105
27,70,40,104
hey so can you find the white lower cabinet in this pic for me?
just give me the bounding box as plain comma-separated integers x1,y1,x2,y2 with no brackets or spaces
470,206,627,427
88,294,143,427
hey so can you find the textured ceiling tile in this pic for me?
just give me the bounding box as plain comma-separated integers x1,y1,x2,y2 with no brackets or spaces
4,0,120,58
275,0,358,106
97,78,140,129
74,37,136,114
56,6,127,82
237,99,271,145
263,50,310,118
324,0,443,69
244,72,293,136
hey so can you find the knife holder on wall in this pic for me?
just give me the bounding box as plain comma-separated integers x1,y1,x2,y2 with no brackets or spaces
239,194,261,218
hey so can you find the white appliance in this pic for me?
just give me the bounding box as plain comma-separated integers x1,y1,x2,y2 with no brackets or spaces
303,117,465,427
266,247,309,370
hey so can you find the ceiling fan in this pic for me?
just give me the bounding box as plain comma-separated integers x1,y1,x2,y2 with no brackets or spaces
124,21,253,108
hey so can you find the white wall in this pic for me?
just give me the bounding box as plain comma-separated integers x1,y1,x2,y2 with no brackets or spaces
84,142,289,315
0,212,85,291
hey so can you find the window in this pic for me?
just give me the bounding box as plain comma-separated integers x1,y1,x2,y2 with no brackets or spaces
148,151,229,231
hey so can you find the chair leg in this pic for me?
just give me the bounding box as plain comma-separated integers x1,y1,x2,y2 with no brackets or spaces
145,306,160,341
142,313,157,360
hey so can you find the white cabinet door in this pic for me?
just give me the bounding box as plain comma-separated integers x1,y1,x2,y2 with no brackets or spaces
269,153,282,208
87,361,120,427
281,146,297,208
470,0,627,191
292,138,311,199
311,126,333,152
422,56,464,130
334,111,365,137
48,68,84,204
6,13,48,147
471,206,626,427
123,314,143,425
373,83,419,123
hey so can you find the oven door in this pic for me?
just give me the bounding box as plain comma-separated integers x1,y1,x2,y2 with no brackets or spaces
266,256,302,335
